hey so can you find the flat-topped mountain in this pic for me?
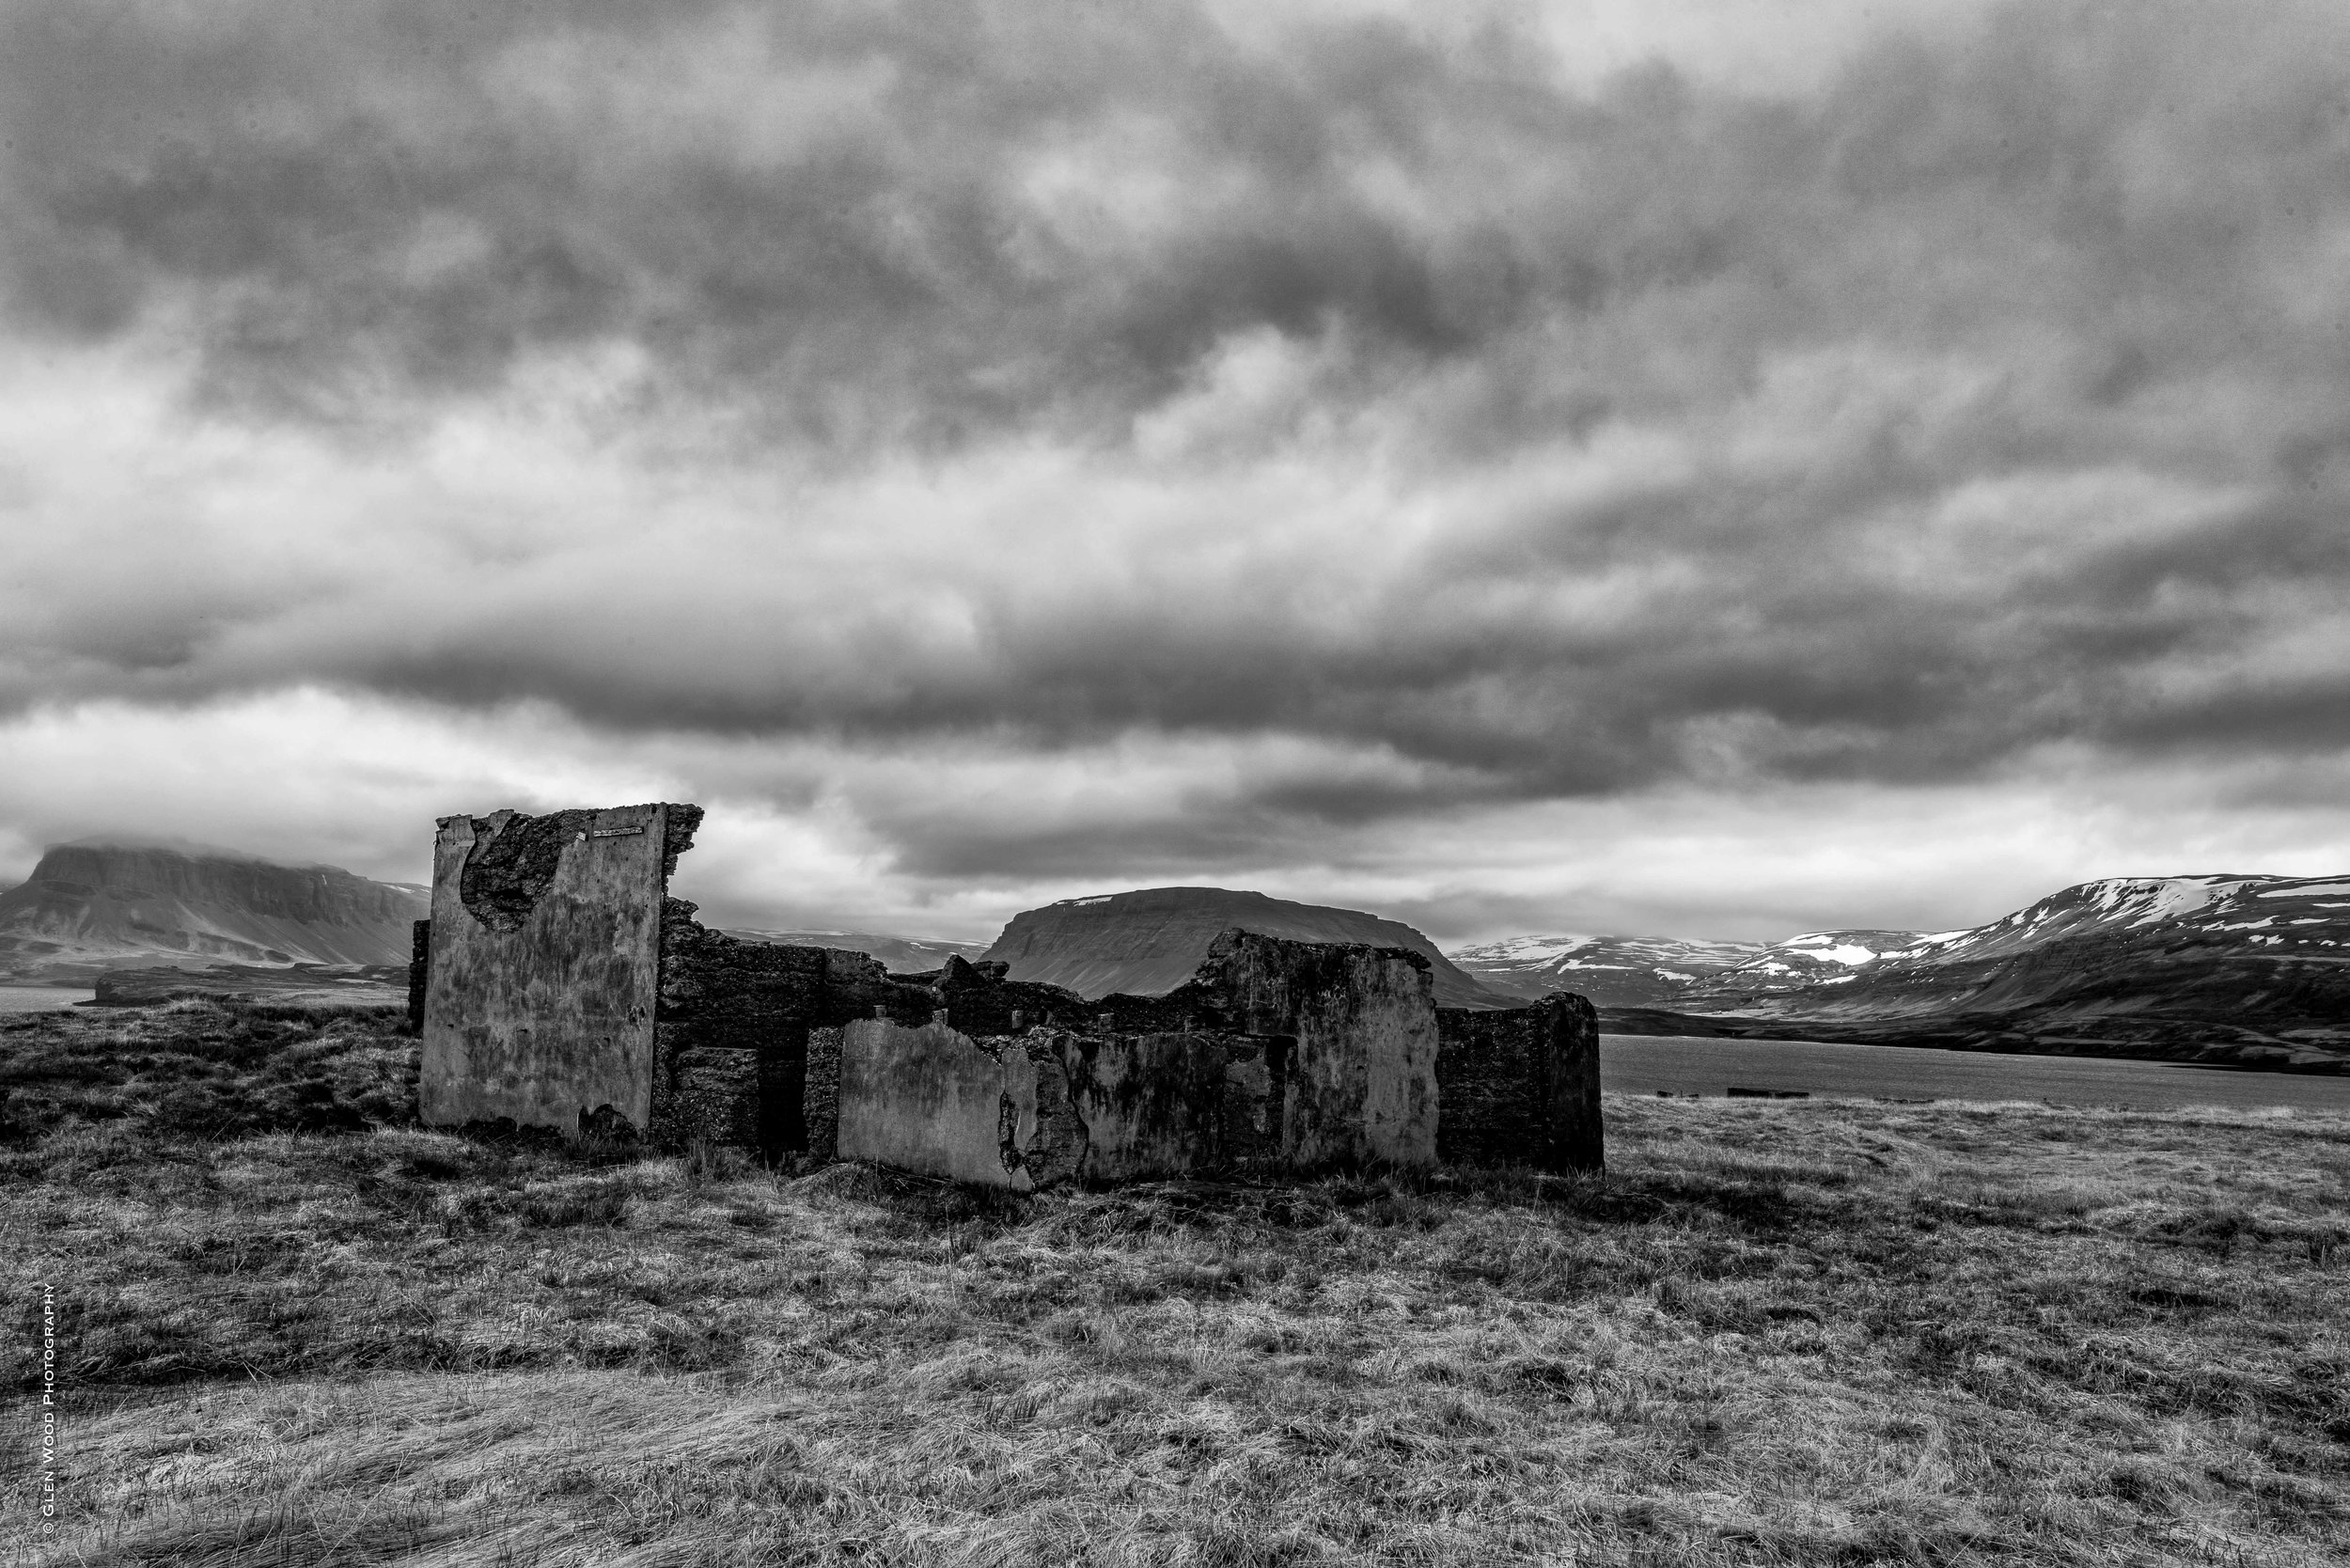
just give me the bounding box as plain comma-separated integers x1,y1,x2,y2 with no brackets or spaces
982,886,1513,1009
0,839,428,983
1456,875,2350,1072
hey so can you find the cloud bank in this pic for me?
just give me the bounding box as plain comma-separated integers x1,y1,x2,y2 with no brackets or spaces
3,0,2346,940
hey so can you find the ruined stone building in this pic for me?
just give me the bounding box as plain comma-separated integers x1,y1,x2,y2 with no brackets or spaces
415,803,1602,1186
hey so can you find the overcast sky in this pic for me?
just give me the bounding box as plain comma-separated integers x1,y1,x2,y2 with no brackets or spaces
4,0,2348,946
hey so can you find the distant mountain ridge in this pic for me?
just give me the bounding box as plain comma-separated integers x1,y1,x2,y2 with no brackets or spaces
724,930,990,974
983,886,1512,1009
1449,933,1766,1006
1452,875,2350,1072
0,840,428,983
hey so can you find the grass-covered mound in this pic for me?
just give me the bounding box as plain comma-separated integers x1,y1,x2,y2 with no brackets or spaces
3,1000,2347,1565
0,996,415,1141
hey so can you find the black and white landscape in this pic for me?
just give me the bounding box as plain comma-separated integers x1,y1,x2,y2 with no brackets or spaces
7,3,2350,1564
14,843,2344,1074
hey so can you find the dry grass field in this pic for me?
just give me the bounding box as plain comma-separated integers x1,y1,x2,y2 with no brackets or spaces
3,999,2347,1566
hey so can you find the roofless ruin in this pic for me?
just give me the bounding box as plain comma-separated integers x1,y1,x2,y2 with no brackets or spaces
412,803,1601,1184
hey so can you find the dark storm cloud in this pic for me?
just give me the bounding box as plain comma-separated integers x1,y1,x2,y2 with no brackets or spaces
6,0,2350,842
3,0,1549,433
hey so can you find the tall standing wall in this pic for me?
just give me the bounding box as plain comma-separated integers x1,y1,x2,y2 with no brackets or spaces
418,802,699,1137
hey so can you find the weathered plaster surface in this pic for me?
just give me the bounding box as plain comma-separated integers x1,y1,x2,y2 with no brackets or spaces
1202,930,1440,1168
419,803,679,1135
824,930,1457,1187
837,1019,1081,1191
1056,1028,1267,1182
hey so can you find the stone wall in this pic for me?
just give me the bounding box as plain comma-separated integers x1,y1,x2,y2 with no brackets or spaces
1434,994,1604,1173
803,1025,845,1164
418,803,700,1137
650,907,826,1157
407,917,431,1034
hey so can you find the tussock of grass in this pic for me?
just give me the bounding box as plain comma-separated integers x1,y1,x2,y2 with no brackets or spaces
3,1003,2347,1564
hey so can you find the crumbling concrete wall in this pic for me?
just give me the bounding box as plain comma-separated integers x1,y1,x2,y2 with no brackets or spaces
1148,929,1441,1168
418,803,699,1137
1434,994,1604,1173
1235,933,1437,1168
421,810,1603,1182
831,1020,1277,1188
832,1020,1288,1189
824,930,1445,1186
1057,1028,1280,1181
836,1020,1087,1190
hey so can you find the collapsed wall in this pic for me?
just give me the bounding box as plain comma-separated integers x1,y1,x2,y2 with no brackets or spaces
649,912,1067,1161
822,930,1606,1184
415,801,1603,1180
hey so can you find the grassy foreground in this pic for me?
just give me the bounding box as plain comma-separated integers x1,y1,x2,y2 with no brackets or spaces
3,1001,2347,1566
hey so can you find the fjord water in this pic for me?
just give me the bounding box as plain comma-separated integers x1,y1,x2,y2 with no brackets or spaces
1605,1034,2350,1111
0,985,92,1012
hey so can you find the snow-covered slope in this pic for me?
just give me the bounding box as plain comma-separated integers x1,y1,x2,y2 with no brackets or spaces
1687,876,2346,1002
1448,933,1763,1006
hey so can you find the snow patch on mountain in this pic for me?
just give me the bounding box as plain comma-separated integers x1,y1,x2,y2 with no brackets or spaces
1470,933,1603,963
1780,938,1885,965
2264,881,2350,900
